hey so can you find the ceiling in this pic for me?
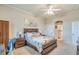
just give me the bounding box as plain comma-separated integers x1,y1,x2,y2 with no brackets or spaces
5,4,79,19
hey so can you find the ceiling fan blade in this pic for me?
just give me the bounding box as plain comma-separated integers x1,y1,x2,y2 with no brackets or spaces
44,10,55,15
52,9,61,11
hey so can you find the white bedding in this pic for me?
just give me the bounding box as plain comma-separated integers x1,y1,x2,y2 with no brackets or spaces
25,33,54,52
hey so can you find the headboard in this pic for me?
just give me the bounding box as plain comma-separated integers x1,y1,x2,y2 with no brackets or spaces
24,28,38,33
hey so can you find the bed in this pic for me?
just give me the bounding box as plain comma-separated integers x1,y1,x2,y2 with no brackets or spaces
24,28,57,55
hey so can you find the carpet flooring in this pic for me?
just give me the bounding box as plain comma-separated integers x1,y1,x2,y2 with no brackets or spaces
12,40,76,55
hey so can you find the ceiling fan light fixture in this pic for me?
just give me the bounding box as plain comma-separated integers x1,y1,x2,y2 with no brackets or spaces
44,10,55,15
43,5,62,15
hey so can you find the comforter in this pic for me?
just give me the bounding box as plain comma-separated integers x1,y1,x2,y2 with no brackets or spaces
25,36,54,52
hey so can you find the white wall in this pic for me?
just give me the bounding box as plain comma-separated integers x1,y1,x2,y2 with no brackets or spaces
44,9,79,45
63,20,72,44
44,19,55,37
44,17,72,45
0,5,45,39
62,9,79,45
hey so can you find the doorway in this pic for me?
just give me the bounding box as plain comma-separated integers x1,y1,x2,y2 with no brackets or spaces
55,21,63,41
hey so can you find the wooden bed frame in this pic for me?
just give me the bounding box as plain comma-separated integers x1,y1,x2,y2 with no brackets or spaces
24,28,57,55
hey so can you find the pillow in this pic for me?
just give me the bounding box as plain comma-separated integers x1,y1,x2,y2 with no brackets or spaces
24,32,41,38
32,32,40,35
32,34,40,37
24,32,33,39
32,32,41,37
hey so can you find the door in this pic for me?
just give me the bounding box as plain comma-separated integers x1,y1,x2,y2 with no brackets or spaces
0,21,3,44
72,22,79,45
2,21,9,48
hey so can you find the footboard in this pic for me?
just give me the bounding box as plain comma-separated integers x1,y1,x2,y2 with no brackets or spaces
41,42,57,55
42,39,57,49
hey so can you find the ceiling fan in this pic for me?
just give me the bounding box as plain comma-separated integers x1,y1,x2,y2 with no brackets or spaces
43,5,61,15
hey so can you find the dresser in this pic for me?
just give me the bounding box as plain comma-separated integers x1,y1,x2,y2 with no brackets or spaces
14,38,25,49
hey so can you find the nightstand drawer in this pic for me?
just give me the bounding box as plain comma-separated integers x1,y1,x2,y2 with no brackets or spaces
15,43,25,48
14,38,25,49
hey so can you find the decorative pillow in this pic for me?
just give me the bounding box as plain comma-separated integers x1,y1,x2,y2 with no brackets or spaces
32,32,41,37
24,32,33,39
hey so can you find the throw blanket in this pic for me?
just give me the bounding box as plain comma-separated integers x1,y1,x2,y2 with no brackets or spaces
8,38,16,53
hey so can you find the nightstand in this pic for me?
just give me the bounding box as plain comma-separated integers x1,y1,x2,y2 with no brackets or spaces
14,38,25,49
77,45,79,55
